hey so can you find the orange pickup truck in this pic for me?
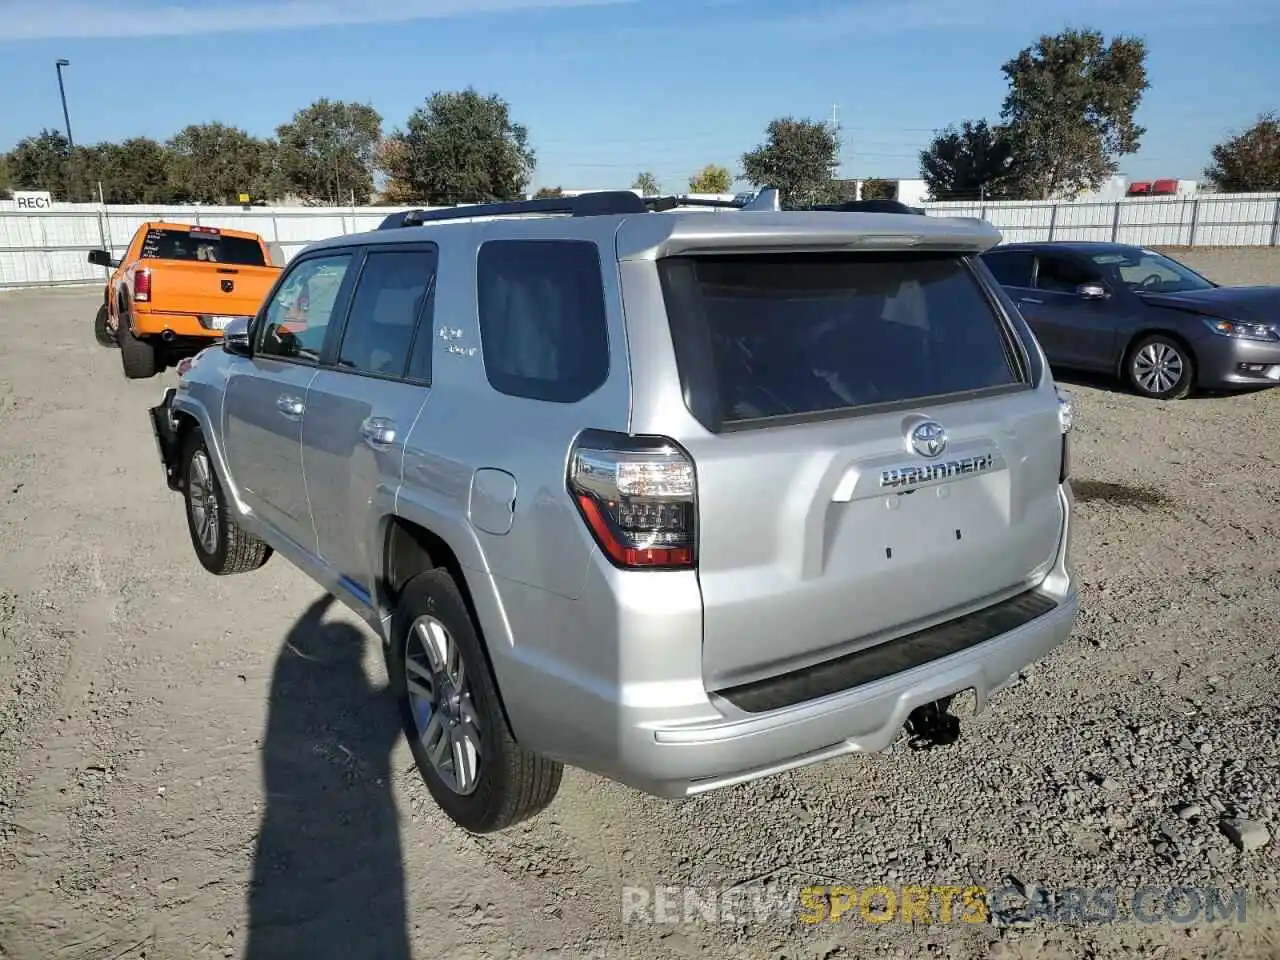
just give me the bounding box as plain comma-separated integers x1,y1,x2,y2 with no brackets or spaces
89,222,282,379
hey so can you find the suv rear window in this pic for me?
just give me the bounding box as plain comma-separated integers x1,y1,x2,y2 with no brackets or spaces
140,229,266,266
658,251,1025,431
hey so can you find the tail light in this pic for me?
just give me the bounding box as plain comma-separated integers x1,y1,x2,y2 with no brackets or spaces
1057,388,1074,483
568,430,697,569
134,268,152,302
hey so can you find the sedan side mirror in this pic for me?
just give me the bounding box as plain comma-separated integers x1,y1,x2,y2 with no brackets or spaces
1077,282,1109,300
222,316,253,357
88,249,121,269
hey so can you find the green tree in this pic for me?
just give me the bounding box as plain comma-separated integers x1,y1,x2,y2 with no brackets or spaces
276,99,383,204
381,88,535,205
166,123,280,204
632,171,660,195
373,137,416,204
0,153,11,199
532,186,564,198
95,138,176,203
999,27,1148,200
919,119,1019,200
1204,111,1280,192
6,129,72,195
860,178,897,201
689,164,732,193
741,117,840,208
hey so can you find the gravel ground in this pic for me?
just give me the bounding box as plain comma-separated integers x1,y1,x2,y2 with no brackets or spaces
1,248,1278,960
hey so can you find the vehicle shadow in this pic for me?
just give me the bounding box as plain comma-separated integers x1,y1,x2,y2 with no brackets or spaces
1052,366,1271,400
245,595,411,960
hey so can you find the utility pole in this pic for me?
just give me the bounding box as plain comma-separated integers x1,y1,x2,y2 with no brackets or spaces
55,59,74,148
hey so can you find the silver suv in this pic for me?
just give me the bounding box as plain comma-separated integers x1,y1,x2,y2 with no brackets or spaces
148,190,1080,834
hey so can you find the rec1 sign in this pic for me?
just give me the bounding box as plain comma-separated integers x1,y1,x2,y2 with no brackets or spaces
14,191,53,210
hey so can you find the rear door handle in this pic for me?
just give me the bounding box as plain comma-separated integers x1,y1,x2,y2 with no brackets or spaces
276,394,305,419
1018,297,1043,305
360,417,397,448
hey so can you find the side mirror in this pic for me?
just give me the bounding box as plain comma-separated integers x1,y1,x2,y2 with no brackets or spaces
88,249,120,269
222,316,253,357
1077,282,1109,300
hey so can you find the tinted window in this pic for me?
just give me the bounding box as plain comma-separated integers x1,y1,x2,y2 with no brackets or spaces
1036,255,1098,294
476,240,609,403
140,228,266,266
337,248,437,379
258,254,353,362
983,251,1034,287
658,252,1022,429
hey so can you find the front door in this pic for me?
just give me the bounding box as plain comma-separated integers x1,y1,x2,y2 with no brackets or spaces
223,250,357,551
1029,253,1118,370
301,245,438,597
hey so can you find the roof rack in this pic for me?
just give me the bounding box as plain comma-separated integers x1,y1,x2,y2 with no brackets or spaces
804,199,927,215
376,188,782,230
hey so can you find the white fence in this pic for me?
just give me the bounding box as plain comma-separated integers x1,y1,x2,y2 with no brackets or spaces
2,192,1279,289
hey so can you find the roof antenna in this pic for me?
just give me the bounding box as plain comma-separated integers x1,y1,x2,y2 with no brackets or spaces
740,187,780,212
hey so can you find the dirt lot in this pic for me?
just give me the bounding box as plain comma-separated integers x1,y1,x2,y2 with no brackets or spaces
1,248,1278,960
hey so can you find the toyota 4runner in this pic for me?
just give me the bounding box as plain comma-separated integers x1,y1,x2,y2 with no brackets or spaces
148,190,1079,834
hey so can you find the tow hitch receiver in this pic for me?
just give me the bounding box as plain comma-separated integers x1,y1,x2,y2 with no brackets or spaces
904,697,962,750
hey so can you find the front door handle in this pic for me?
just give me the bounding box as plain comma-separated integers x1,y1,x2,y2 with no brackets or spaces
360,417,397,448
276,394,305,419
1018,297,1044,305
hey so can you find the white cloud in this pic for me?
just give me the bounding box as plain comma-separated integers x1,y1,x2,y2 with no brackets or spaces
3,0,639,39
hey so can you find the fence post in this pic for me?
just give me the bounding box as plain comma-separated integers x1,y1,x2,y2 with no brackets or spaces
1110,202,1121,242
95,207,111,279
194,205,201,226
1047,203,1058,242
1187,198,1200,247
1270,198,1280,247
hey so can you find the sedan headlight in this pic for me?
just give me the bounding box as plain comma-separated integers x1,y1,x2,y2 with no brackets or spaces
1201,317,1279,342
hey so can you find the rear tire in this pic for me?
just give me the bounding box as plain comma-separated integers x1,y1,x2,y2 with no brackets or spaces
181,427,272,575
94,305,117,347
117,306,159,379
389,568,562,833
1126,333,1194,400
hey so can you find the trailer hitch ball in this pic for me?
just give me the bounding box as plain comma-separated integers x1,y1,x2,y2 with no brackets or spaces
905,697,963,750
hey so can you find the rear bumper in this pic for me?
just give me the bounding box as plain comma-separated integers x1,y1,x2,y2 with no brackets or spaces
1194,335,1280,389
132,309,244,339
149,386,182,491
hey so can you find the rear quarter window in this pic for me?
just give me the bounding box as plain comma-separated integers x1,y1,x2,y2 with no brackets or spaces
657,251,1026,431
476,239,610,404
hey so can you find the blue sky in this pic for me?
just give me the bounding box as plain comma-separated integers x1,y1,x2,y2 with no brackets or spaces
1,0,1277,193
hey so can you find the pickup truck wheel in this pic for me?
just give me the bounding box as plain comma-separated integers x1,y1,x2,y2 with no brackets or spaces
182,429,272,575
94,305,118,348
117,307,159,379
390,568,562,833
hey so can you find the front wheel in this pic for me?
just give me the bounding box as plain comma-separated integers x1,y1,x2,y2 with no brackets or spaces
1127,334,1194,400
181,428,272,575
389,568,562,833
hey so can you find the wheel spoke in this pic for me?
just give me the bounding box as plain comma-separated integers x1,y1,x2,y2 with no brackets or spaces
405,613,483,796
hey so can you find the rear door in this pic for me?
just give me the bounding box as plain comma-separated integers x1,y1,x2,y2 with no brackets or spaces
651,249,1066,690
300,244,437,599
223,251,357,550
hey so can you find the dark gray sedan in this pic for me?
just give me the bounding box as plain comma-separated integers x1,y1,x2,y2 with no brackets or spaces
980,241,1280,399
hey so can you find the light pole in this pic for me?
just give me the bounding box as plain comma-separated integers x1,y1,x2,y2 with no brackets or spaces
55,58,74,148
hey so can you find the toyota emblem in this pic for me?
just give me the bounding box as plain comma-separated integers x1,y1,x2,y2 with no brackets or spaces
909,421,948,459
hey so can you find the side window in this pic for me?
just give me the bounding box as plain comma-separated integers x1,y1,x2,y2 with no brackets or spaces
476,239,610,403
983,251,1034,288
1036,255,1097,294
258,254,353,362
336,247,437,379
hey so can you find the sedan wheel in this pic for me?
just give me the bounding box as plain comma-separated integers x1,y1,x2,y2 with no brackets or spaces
1127,334,1193,400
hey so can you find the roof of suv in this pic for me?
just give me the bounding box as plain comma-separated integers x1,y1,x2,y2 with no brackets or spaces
306,202,1003,262
987,241,1150,256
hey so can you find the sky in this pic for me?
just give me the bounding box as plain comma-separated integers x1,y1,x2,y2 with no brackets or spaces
1,0,1277,194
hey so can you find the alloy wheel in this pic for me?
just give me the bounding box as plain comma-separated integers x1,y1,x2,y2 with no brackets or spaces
405,614,482,795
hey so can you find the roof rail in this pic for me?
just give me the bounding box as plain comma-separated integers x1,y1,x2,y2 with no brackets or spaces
378,190,650,230
805,199,928,215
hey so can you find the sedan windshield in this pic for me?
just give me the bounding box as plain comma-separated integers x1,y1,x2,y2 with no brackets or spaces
1088,249,1215,294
